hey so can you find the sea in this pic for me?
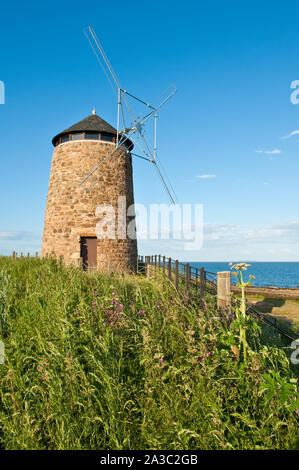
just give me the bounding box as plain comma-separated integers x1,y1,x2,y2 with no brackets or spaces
189,262,299,288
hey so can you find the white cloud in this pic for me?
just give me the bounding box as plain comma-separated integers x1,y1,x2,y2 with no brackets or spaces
281,130,299,139
196,174,216,179
0,231,32,240
256,149,281,154
203,220,299,245
264,149,281,154
138,219,299,261
0,231,40,242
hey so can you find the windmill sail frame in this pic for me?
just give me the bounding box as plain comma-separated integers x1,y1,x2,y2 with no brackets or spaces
82,26,177,204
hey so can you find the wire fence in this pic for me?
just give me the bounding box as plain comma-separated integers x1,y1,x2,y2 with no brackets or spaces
138,255,217,305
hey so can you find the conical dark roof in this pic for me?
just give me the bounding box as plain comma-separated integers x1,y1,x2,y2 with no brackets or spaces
52,113,117,145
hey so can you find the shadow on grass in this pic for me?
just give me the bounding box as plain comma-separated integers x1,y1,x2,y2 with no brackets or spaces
254,298,286,313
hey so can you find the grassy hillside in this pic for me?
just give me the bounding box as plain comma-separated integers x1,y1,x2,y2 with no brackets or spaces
0,257,298,450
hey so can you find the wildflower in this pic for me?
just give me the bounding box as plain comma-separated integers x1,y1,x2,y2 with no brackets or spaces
249,275,255,280
119,304,124,310
138,310,144,316
206,351,211,357
231,263,251,271
112,291,116,296
92,301,97,308
296,409,299,415
81,321,85,325
94,290,98,295
159,356,164,362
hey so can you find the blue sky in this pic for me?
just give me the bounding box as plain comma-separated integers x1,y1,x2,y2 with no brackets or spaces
1,0,299,261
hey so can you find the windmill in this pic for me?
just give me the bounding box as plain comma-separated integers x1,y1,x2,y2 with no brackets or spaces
81,26,177,204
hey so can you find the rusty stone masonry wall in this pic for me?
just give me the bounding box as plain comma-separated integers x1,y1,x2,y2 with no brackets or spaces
41,140,138,272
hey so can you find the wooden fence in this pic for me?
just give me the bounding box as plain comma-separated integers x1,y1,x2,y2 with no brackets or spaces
138,255,232,308
11,252,67,262
11,251,40,259
139,255,297,341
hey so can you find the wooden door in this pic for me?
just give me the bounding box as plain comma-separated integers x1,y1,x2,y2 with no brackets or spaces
80,237,97,270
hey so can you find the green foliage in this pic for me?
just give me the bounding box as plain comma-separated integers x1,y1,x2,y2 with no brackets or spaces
0,256,298,450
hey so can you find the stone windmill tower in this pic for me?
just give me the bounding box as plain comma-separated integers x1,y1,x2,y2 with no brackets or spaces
41,110,138,272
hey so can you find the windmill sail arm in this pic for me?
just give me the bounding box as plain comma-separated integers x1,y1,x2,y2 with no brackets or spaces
84,26,121,90
153,161,176,204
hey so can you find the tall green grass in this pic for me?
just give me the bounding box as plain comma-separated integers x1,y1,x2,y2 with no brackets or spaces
0,256,298,450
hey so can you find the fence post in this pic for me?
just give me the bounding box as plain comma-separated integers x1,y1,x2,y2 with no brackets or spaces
168,257,172,280
35,252,39,258
12,251,16,260
147,261,153,279
163,256,165,276
217,271,231,309
200,267,205,305
175,259,179,290
185,263,190,304
158,255,161,270
155,255,157,271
